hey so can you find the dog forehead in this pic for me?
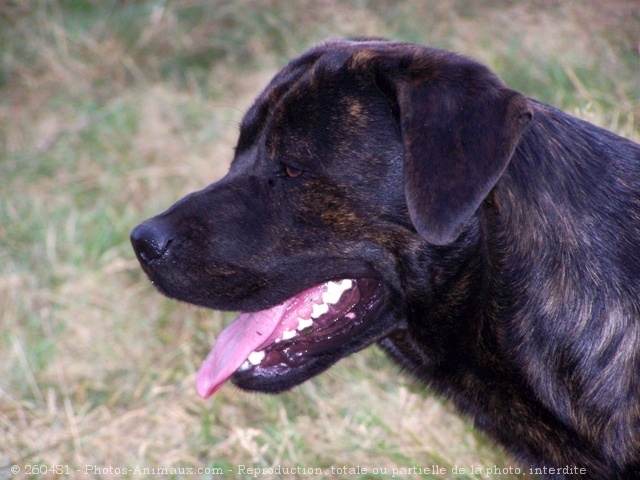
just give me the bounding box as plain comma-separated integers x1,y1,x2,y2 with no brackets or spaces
232,39,470,167
236,43,354,147
237,44,375,118
236,40,460,134
246,38,422,109
233,43,373,160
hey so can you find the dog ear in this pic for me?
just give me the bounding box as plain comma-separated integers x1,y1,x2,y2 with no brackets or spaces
369,49,532,244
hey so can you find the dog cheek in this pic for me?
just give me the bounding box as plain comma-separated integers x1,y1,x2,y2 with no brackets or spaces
319,203,366,234
295,182,367,236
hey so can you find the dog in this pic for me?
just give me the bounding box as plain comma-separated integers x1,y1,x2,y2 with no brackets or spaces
131,38,640,477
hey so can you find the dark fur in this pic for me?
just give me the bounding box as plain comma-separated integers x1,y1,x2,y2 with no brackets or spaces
131,39,640,477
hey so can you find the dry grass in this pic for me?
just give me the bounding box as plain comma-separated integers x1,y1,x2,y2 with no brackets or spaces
1,1,638,479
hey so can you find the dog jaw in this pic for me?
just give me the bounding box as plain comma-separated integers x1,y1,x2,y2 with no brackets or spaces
196,278,386,397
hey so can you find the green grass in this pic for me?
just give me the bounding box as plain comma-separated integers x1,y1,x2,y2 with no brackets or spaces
1,1,638,479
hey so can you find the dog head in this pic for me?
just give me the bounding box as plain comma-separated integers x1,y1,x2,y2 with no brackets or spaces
130,38,532,397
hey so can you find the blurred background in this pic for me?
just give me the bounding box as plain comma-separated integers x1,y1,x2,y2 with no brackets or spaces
1,1,638,478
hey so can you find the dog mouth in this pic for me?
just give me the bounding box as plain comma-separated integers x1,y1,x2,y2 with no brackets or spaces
196,277,383,398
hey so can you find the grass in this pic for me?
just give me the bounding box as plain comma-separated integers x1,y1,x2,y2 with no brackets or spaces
1,1,638,479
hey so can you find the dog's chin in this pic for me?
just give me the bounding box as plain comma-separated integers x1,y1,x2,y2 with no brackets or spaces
195,277,390,397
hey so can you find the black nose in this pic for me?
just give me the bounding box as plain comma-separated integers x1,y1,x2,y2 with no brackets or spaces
130,221,173,264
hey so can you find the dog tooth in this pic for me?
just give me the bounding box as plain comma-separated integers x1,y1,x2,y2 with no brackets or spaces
322,289,342,305
327,280,346,293
311,303,329,318
281,329,297,340
238,360,251,371
248,350,265,366
323,284,339,300
325,279,352,302
297,318,313,330
321,293,333,305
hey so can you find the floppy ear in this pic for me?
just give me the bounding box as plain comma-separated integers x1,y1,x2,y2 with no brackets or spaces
385,51,532,245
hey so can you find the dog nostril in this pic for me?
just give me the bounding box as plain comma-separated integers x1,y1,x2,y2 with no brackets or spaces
130,222,173,263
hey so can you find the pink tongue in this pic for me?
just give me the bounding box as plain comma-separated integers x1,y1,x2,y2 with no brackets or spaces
195,284,324,399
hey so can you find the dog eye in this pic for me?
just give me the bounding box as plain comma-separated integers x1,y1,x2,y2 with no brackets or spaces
284,165,303,178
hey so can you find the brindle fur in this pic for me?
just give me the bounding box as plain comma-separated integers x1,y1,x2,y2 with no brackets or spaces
131,39,640,477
